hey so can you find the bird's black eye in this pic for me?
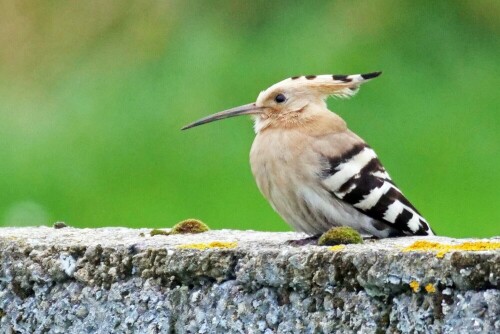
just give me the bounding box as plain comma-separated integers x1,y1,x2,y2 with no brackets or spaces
274,94,286,103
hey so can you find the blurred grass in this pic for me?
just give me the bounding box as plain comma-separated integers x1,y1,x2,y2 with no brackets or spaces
0,0,498,237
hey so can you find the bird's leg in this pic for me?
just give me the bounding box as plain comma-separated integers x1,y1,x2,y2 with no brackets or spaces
285,235,321,246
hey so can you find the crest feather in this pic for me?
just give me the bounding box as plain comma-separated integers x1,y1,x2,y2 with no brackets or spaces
271,72,382,100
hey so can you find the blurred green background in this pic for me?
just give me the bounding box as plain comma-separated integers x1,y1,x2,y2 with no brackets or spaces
0,0,498,237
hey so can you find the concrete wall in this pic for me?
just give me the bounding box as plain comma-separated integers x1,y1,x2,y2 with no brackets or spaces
0,227,498,333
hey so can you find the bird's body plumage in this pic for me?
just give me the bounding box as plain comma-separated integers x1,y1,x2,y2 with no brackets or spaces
251,111,431,237
183,72,435,238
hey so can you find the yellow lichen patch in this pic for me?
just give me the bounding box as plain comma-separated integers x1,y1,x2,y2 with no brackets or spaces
328,245,346,252
425,283,436,293
409,281,420,293
402,240,500,258
177,241,237,250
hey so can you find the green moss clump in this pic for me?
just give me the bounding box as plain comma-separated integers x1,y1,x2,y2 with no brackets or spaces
318,227,363,246
171,219,209,234
150,229,170,236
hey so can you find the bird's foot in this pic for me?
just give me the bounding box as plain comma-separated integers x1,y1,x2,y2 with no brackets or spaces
361,234,379,241
285,235,320,246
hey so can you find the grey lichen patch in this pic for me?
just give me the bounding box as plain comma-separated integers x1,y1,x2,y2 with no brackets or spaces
328,252,363,290
73,244,134,288
318,227,363,246
135,247,241,286
449,252,497,290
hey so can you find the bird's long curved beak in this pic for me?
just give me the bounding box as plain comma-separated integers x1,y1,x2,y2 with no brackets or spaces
181,103,264,130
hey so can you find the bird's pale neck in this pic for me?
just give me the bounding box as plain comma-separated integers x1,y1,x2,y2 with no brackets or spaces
253,103,347,135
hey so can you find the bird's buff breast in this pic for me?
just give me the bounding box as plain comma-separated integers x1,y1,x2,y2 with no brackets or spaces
250,130,321,224
251,130,312,186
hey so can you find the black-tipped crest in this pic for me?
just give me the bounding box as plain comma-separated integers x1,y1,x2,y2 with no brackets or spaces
361,71,382,80
332,75,352,82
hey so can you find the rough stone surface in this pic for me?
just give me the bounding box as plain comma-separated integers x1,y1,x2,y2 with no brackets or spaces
0,227,498,333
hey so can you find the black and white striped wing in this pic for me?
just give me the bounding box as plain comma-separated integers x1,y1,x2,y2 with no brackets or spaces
321,143,433,236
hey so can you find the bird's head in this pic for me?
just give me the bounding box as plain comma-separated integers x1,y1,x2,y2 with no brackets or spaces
182,72,381,133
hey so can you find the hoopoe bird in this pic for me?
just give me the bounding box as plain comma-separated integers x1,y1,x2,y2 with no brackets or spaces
182,72,434,238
